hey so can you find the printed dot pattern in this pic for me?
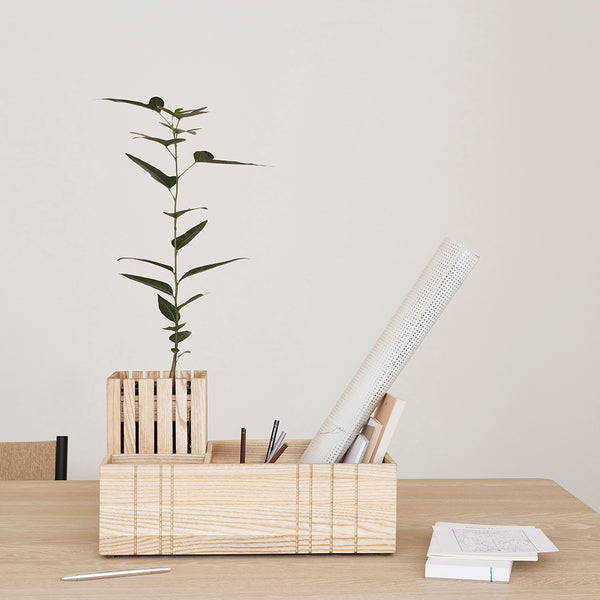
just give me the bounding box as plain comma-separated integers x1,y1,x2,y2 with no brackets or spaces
300,238,479,463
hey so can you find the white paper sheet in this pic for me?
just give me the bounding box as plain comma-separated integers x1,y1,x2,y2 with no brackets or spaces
432,523,558,560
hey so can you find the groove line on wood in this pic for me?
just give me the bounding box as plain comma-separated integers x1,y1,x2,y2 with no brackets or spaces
354,464,359,553
133,465,138,555
295,464,299,554
159,463,163,555
170,464,174,554
329,464,334,554
309,464,313,554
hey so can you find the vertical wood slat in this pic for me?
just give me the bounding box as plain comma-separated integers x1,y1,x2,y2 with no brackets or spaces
139,379,155,453
106,378,121,454
310,465,334,554
332,464,356,553
297,464,311,554
175,379,188,454
157,379,172,454
191,375,207,454
136,465,161,554
160,464,174,554
99,463,136,555
123,379,136,454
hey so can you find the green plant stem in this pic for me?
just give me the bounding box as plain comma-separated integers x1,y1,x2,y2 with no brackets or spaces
179,163,195,177
169,117,181,382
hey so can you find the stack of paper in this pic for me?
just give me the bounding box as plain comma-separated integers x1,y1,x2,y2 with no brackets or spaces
426,522,559,583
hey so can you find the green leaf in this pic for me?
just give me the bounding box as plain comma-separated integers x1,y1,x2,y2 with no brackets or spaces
193,150,214,162
148,96,165,110
159,124,201,135
193,150,264,166
210,159,264,165
130,132,186,147
178,293,205,309
163,207,207,219
120,273,173,295
126,153,177,189
117,257,173,272
163,322,186,332
179,108,208,118
169,330,192,343
162,106,207,119
179,258,247,281
103,96,165,112
157,294,179,322
171,220,207,250
177,350,191,359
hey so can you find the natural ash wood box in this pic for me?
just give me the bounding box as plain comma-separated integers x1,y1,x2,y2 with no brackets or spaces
99,372,397,556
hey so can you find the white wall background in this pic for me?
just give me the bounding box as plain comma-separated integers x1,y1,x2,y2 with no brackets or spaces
1,1,599,511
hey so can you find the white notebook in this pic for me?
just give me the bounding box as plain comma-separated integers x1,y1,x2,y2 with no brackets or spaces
426,556,512,582
342,433,368,463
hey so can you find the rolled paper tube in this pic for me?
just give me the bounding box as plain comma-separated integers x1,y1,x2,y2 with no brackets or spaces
299,237,479,464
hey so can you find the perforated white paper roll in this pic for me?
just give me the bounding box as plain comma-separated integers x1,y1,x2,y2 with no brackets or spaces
299,238,479,464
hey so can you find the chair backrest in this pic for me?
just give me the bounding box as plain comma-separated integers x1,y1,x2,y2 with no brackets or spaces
106,371,207,456
0,437,68,480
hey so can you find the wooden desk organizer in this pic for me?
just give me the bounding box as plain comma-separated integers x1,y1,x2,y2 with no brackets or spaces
99,371,397,556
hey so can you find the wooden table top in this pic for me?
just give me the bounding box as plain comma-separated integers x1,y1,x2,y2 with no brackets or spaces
1,479,599,599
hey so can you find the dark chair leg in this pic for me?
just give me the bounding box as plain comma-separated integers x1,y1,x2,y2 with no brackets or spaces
55,436,68,480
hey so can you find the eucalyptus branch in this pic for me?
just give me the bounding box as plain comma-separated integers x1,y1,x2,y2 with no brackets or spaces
104,95,260,382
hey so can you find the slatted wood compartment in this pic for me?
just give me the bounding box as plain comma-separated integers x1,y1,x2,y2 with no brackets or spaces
100,375,397,556
106,370,208,456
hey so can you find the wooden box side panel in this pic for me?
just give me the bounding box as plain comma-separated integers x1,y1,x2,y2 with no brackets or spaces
99,448,397,556
297,463,396,554
172,465,298,555
99,462,135,555
357,463,397,553
100,463,300,555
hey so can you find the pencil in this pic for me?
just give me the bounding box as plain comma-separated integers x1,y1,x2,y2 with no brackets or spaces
268,442,288,463
240,427,246,463
62,567,171,581
265,419,279,462
266,431,286,462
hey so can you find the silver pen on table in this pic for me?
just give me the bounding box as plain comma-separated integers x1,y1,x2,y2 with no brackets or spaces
61,567,171,581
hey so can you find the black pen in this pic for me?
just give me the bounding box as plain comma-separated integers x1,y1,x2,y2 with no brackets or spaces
265,419,279,463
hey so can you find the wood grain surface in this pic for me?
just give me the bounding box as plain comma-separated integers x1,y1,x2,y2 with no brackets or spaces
99,440,397,555
1,479,599,599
